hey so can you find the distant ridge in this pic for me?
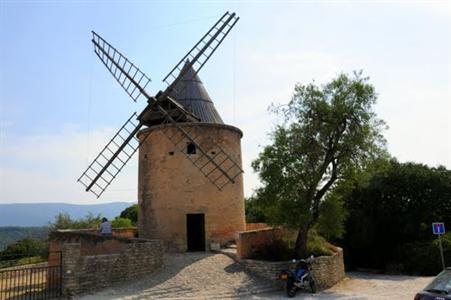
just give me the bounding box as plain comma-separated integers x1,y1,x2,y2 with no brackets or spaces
0,202,133,226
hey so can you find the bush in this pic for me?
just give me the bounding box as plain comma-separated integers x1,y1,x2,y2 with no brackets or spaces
400,233,451,276
341,161,451,275
49,213,102,230
249,229,338,261
111,217,133,228
16,256,46,266
0,238,47,260
119,204,138,225
245,196,267,223
307,229,338,257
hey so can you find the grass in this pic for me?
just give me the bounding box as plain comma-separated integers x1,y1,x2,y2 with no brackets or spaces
0,256,46,269
307,229,338,257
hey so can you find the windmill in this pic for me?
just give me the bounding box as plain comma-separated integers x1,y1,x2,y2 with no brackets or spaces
77,12,241,198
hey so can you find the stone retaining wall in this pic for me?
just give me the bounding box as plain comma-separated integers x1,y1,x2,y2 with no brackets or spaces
238,248,345,290
245,223,271,231
236,227,282,259
49,230,164,296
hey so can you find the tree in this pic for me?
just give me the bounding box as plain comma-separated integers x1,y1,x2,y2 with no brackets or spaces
252,72,386,258
111,217,133,228
119,204,138,225
49,212,102,230
1,238,47,259
245,196,267,223
342,160,451,274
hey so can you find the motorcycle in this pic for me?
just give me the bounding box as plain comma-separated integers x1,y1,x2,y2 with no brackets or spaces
278,255,316,297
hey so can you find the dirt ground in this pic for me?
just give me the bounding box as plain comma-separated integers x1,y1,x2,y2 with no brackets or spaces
252,272,434,299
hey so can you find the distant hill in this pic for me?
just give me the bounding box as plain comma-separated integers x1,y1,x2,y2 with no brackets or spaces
0,202,133,226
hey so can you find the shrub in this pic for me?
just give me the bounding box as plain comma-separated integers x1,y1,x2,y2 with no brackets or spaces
111,217,133,228
307,229,337,257
0,238,47,260
401,233,451,276
249,229,338,261
119,204,138,225
49,213,102,230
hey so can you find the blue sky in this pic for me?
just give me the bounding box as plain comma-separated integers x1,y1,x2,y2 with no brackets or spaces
0,0,450,204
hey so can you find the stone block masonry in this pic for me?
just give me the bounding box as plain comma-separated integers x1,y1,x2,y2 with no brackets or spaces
238,248,345,290
50,230,164,297
235,227,345,290
236,227,282,259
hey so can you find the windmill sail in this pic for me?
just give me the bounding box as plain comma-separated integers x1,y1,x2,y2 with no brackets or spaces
162,11,239,96
77,113,144,198
92,31,152,102
160,119,243,190
79,12,242,197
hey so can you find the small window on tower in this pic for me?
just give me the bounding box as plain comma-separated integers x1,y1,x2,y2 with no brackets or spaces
187,142,196,155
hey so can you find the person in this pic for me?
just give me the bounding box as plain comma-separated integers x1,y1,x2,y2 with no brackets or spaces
99,217,112,236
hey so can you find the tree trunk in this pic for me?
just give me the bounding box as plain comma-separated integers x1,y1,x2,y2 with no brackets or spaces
294,224,310,258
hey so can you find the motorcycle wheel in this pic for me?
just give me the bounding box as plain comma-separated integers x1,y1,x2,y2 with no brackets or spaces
286,278,297,298
309,278,317,294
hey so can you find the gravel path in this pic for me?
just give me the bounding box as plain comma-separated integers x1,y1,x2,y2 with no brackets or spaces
76,252,276,299
251,272,433,299
76,253,433,300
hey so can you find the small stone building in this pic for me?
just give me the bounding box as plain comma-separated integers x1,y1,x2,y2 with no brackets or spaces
137,65,245,251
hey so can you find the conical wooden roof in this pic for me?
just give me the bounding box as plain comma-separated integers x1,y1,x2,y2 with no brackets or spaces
169,63,224,124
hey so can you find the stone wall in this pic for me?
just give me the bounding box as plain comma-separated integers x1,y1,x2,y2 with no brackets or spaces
138,123,246,251
49,230,131,256
245,223,271,231
236,227,282,259
49,231,164,296
235,227,345,290
238,248,345,290
69,227,137,239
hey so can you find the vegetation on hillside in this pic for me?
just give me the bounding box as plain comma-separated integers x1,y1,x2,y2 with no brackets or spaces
0,237,47,268
0,227,48,251
0,204,138,268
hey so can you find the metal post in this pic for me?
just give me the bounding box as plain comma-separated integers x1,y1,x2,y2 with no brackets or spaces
438,234,446,270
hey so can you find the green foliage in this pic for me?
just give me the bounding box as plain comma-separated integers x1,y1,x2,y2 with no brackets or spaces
0,237,47,260
119,204,138,225
307,229,338,257
400,233,451,275
111,217,133,228
249,230,337,261
16,256,46,265
49,212,102,230
317,193,348,240
245,196,267,223
342,160,451,275
252,71,386,257
0,227,48,251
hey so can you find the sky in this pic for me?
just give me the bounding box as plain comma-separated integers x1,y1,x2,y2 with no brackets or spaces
0,0,450,204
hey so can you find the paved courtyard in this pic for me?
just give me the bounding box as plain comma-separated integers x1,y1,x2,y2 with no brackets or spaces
77,252,277,299
77,253,433,299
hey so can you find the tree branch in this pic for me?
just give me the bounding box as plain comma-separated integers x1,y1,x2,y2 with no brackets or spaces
311,159,338,222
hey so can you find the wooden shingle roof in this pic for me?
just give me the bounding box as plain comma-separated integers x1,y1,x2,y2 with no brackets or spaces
169,63,224,124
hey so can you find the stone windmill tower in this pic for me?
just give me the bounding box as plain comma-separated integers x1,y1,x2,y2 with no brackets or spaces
78,12,245,251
